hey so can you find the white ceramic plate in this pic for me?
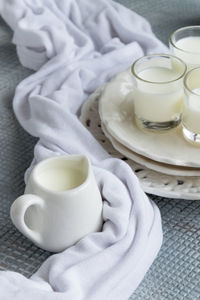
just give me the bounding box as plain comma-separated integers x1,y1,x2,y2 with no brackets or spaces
80,88,200,200
80,90,200,200
99,69,200,168
101,123,200,177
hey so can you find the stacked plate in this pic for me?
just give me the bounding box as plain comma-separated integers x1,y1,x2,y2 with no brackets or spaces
80,69,200,200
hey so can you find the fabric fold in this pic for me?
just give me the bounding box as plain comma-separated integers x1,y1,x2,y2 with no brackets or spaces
0,0,167,299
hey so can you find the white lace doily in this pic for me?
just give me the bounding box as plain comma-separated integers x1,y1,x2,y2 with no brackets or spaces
80,87,200,200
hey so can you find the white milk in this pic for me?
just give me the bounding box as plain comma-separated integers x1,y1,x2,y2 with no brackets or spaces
133,67,183,123
138,67,179,82
173,37,200,69
37,167,86,191
183,88,200,133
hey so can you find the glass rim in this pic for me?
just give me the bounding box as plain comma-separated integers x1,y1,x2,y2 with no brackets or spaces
169,25,200,55
131,53,187,84
184,67,200,96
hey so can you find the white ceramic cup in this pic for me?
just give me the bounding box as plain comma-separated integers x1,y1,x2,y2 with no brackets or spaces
10,155,103,252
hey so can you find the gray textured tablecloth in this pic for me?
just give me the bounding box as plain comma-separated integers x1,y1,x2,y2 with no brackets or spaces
0,1,199,299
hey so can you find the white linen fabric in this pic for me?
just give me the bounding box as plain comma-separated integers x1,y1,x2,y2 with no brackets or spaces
0,0,168,299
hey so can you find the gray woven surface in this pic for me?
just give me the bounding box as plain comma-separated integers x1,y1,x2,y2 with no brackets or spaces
0,1,199,299
116,0,200,45
0,18,50,277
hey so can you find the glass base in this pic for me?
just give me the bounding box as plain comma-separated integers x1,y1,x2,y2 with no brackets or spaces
182,125,200,145
135,116,181,132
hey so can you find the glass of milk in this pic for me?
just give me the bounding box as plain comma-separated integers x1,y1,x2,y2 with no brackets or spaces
169,26,200,70
131,54,187,131
183,67,200,144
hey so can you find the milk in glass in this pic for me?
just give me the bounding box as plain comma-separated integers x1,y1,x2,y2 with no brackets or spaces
183,68,200,144
170,26,200,69
183,89,200,133
134,67,183,123
173,37,200,70
131,54,186,131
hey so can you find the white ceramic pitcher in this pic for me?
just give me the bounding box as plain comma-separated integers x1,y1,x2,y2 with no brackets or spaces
10,155,103,252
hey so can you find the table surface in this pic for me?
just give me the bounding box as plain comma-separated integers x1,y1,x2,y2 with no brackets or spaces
0,1,199,299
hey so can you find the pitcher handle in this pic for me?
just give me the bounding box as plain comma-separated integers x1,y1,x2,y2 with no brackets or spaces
10,194,44,246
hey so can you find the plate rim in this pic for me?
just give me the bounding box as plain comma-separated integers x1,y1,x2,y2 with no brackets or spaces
99,70,200,168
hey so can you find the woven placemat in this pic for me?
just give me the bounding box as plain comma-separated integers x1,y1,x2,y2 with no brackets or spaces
0,2,200,299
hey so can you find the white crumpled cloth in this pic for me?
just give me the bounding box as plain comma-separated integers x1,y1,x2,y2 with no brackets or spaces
0,0,168,299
